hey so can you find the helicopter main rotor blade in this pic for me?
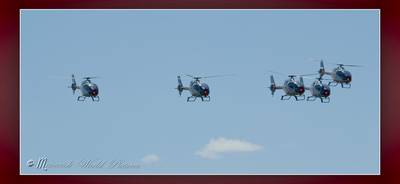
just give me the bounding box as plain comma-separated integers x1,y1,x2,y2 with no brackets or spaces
325,62,363,67
82,76,99,79
202,74,236,79
184,74,196,78
300,75,317,80
302,76,333,81
183,74,235,79
48,75,73,80
268,70,317,78
298,73,319,77
339,64,363,67
267,70,287,77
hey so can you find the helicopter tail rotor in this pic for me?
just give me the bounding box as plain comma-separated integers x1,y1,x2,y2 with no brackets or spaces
69,74,78,95
269,75,277,96
176,76,184,96
319,60,325,78
299,76,304,86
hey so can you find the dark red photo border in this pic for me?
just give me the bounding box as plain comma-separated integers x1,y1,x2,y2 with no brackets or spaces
1,0,399,183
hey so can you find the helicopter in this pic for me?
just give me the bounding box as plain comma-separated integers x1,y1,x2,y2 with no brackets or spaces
176,74,232,102
269,74,306,101
305,77,331,103
68,74,100,102
318,60,361,88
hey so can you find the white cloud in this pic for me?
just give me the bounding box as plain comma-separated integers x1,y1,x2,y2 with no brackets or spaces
141,154,160,164
196,137,262,159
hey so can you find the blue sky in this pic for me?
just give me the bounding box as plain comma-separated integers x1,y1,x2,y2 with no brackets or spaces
21,10,379,174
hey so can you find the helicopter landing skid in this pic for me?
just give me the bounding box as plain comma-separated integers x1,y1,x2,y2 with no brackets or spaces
91,96,100,102
328,81,339,87
307,96,317,101
294,95,305,101
340,83,351,88
329,81,351,88
187,96,210,102
201,96,210,102
307,96,330,103
77,96,86,101
320,97,330,103
281,95,304,101
77,96,100,102
281,95,291,100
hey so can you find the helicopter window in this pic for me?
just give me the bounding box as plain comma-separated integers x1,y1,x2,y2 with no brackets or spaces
82,85,91,91
315,84,322,90
288,82,297,89
193,85,202,91
201,84,209,90
336,71,346,78
91,84,98,89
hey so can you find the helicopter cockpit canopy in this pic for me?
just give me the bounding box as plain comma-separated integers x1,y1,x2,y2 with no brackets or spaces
336,70,352,82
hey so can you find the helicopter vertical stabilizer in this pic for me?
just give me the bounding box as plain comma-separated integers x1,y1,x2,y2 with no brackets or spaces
299,76,304,86
176,76,184,96
269,75,276,96
69,74,78,95
319,60,325,78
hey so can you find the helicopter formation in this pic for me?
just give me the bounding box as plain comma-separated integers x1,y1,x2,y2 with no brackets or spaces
269,74,332,103
68,60,360,103
268,60,361,103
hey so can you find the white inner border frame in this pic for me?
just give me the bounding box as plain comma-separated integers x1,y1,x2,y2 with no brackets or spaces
19,9,381,175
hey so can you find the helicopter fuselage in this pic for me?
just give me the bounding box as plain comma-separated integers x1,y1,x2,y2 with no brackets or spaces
189,80,210,97
331,67,352,84
80,80,99,97
310,80,330,98
283,79,305,96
